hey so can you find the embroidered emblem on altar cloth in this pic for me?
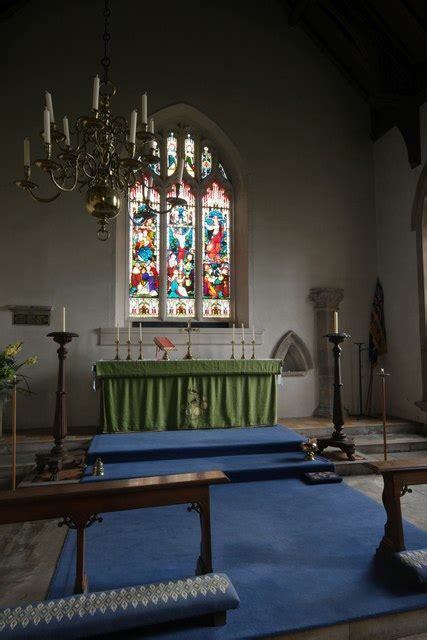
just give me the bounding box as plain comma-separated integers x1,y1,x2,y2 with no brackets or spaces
0,575,230,631
182,387,208,419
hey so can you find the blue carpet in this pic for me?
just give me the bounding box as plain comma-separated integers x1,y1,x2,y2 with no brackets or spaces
86,425,305,465
48,478,427,639
83,450,334,483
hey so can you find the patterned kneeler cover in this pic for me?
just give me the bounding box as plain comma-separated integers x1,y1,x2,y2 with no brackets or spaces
392,550,427,590
303,471,343,484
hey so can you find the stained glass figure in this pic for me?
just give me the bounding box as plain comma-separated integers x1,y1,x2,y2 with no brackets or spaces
167,132,178,177
150,141,161,176
166,182,196,317
201,146,212,180
184,133,195,178
218,162,229,181
202,182,230,318
129,182,160,318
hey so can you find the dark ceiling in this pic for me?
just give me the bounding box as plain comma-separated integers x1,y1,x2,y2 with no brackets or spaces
2,0,427,166
279,0,427,167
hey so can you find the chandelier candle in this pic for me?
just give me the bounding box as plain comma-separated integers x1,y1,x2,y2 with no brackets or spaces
45,92,55,124
63,116,70,147
24,138,30,168
43,108,51,144
92,75,100,111
141,92,147,124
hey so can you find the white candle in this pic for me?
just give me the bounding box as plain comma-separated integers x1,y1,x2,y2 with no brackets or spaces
252,325,255,341
45,91,55,124
128,322,131,342
43,107,51,144
241,323,245,341
139,323,142,341
149,118,154,134
141,92,147,124
130,110,137,145
333,311,339,333
232,323,235,342
62,307,66,332
24,137,30,167
63,116,70,147
177,158,184,183
92,75,100,111
116,324,119,342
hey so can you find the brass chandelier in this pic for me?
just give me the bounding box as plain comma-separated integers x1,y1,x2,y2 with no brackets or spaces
15,0,186,241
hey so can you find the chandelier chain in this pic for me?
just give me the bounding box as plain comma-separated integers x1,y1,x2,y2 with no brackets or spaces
101,0,111,84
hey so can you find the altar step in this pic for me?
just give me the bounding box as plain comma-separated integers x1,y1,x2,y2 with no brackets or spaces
83,449,334,484
285,416,424,438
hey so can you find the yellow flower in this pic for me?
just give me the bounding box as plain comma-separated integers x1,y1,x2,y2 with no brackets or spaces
4,342,23,358
25,356,38,366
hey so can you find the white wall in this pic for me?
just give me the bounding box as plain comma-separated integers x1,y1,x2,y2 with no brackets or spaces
0,0,377,428
372,106,427,422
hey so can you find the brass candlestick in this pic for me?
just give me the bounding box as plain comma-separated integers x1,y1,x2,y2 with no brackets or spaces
241,339,245,360
126,340,132,360
251,338,256,359
230,340,235,359
138,339,143,360
114,339,120,360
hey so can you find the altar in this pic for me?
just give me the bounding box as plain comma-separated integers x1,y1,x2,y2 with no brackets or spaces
95,359,282,432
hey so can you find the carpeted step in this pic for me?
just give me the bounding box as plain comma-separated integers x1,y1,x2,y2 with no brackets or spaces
83,450,334,484
86,425,306,465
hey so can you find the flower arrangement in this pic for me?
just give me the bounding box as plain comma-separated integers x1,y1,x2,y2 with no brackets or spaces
0,342,38,394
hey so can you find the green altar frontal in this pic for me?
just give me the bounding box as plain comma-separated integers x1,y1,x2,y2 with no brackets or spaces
95,359,282,432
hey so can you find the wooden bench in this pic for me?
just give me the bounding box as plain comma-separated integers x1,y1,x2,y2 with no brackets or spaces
367,459,427,555
0,470,228,594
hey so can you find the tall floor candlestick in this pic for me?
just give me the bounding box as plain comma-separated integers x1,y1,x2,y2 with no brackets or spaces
316,331,356,461
11,377,17,491
36,331,79,479
377,367,390,461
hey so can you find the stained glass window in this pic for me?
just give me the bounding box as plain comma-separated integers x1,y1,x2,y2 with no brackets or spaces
202,182,230,318
129,182,160,318
128,126,233,322
167,132,178,177
201,146,212,179
184,134,195,178
166,183,196,317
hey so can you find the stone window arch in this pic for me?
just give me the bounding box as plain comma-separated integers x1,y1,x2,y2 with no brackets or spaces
272,330,313,377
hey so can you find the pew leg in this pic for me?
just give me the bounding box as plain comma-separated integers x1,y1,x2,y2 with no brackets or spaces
376,475,405,556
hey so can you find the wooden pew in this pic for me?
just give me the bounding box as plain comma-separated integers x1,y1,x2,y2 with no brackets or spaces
367,459,427,556
0,470,229,594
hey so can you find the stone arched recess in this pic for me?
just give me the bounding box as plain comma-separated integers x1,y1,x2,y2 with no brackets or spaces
411,163,427,409
272,330,313,376
114,102,249,326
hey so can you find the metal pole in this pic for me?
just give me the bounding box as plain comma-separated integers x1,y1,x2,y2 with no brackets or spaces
377,368,390,461
354,342,364,419
11,377,17,491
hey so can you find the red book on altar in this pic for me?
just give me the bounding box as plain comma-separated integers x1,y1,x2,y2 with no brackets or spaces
154,336,176,350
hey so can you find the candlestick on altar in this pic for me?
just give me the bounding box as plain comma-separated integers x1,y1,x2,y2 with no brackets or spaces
230,339,235,359
138,339,143,360
114,338,120,360
126,340,132,361
377,367,390,461
183,320,199,360
241,339,246,360
251,338,256,360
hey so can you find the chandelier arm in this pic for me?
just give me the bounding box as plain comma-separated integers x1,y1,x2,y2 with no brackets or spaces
49,167,79,193
26,187,62,204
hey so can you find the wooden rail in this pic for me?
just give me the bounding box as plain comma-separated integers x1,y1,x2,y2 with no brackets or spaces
0,470,229,594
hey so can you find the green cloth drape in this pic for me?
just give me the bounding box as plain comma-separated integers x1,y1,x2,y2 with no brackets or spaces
96,359,282,432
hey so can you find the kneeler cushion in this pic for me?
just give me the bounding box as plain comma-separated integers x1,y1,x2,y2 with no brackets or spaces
303,471,343,484
392,550,427,591
0,573,240,639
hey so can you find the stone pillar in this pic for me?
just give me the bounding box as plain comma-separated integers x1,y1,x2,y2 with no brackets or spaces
309,287,344,418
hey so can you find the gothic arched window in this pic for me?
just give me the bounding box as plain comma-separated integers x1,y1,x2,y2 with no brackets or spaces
128,124,232,321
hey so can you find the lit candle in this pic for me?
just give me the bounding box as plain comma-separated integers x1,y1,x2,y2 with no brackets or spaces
45,91,55,124
139,323,142,341
333,311,339,333
63,116,70,147
92,75,100,111
177,158,184,183
116,324,119,342
24,137,30,167
141,92,147,124
43,107,51,144
252,325,255,341
130,109,137,145
241,323,245,342
232,323,235,342
62,307,66,332
128,322,131,342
